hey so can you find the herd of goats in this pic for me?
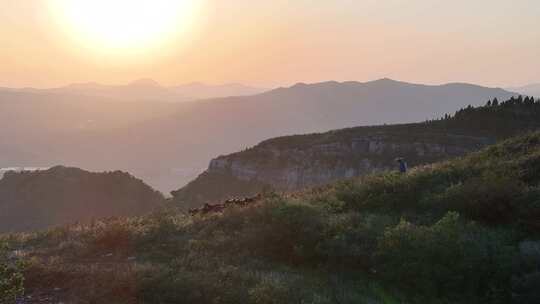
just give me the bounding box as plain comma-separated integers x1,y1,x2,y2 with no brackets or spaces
188,194,263,216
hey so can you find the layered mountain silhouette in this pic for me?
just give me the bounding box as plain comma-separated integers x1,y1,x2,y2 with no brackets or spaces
0,79,516,192
3,79,266,102
170,82,267,100
0,166,164,232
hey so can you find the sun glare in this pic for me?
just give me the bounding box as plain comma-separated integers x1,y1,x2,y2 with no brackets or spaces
51,0,200,55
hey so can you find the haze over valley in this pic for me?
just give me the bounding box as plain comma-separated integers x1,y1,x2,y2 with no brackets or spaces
1,1,540,303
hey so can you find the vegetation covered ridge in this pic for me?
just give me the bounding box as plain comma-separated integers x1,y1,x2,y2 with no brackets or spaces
2,131,540,303
0,165,165,233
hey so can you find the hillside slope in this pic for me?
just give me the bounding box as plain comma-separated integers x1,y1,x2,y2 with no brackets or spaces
0,166,164,232
173,96,540,208
5,132,540,303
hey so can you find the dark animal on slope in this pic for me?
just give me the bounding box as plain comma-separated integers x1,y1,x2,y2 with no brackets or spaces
188,194,262,216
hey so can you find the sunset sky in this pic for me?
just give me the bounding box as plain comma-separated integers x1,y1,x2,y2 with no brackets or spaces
0,0,539,88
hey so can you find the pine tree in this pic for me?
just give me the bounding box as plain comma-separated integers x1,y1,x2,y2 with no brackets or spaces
486,100,492,107
492,98,499,106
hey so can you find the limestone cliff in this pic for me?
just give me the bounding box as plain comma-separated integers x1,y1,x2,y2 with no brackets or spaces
207,134,488,191
171,125,492,209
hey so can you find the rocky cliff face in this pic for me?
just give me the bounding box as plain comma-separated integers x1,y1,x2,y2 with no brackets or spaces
172,128,492,208
207,134,489,191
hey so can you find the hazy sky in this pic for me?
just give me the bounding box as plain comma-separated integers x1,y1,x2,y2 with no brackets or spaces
0,0,539,88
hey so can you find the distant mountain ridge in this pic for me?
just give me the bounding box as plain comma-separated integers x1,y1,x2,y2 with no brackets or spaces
2,79,267,102
171,82,267,99
172,96,540,208
0,78,517,192
0,166,164,232
256,78,515,127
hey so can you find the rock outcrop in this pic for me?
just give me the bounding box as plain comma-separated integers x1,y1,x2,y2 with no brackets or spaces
172,126,493,209
205,134,489,191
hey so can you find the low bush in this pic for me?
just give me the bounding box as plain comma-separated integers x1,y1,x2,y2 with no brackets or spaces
0,242,24,303
376,212,515,303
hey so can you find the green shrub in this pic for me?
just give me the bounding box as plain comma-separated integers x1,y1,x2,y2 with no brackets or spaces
316,213,395,269
228,201,326,265
376,212,515,302
512,272,540,304
248,273,302,304
90,222,134,256
0,243,24,303
333,161,478,214
138,262,254,304
425,171,525,224
516,187,540,234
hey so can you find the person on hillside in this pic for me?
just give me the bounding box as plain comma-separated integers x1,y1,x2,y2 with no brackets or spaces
396,158,408,173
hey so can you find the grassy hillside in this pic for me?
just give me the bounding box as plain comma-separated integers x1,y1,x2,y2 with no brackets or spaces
173,96,540,208
3,131,540,303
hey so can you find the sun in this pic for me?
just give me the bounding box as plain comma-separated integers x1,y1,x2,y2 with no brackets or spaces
51,0,200,55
